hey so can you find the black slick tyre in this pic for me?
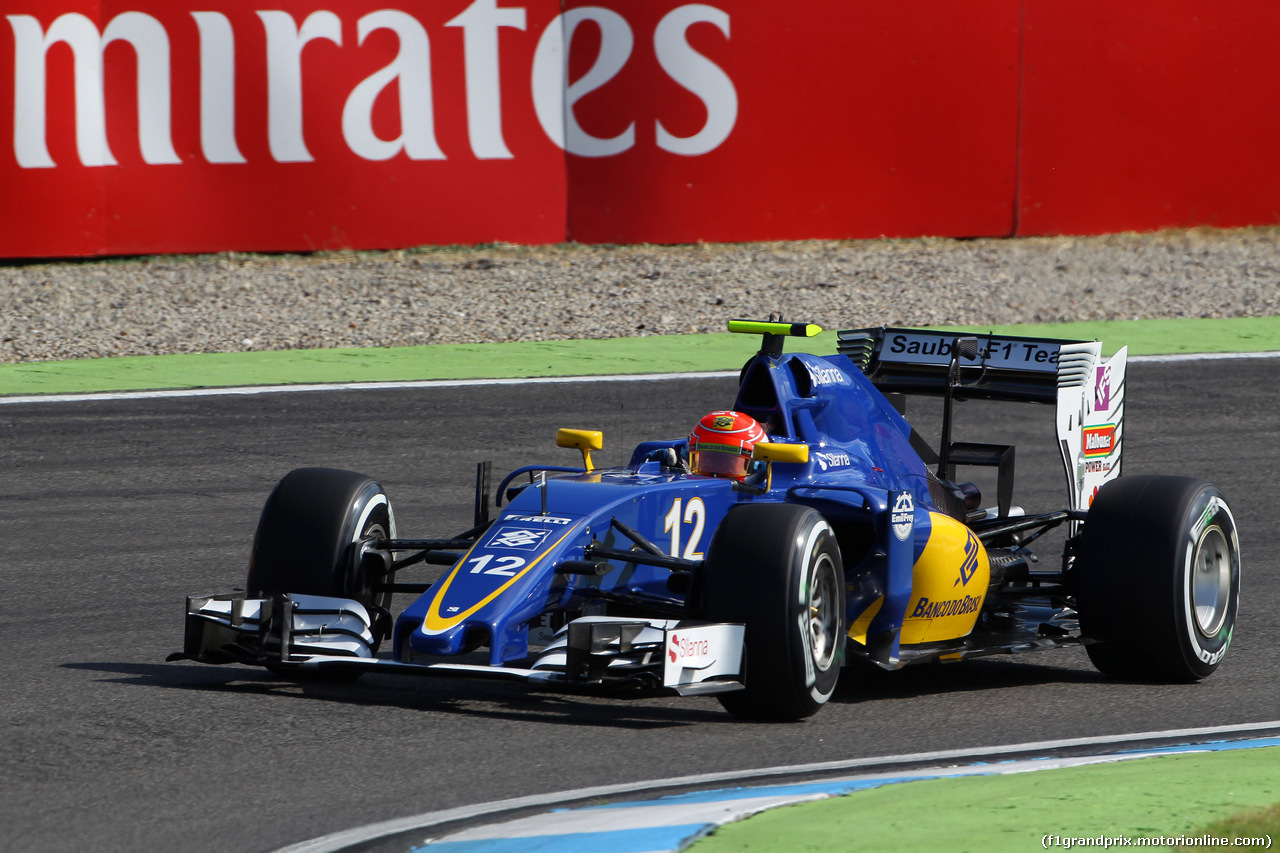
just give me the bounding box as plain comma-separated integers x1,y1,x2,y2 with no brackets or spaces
1076,475,1240,681
701,503,845,720
248,467,396,666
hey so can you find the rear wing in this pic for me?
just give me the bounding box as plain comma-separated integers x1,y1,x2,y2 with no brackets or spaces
838,327,1126,512
837,327,1075,404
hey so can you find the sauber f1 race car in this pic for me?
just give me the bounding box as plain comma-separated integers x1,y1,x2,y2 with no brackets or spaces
170,321,1242,720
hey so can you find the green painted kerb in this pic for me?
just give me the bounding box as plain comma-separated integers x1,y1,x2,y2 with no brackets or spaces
2,316,1279,397
690,747,1280,853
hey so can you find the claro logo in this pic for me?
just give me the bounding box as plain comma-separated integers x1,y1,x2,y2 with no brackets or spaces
5,2,737,168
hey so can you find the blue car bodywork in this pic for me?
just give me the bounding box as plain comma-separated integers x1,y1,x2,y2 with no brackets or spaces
396,344,930,670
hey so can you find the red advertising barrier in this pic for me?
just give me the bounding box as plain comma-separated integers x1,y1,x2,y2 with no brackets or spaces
1018,0,1280,235
561,1,1020,243
2,2,1278,257
0,1,1018,256
2,0,570,255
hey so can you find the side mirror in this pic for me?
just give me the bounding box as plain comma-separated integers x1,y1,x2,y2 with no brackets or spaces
737,442,810,494
557,429,603,471
752,443,810,465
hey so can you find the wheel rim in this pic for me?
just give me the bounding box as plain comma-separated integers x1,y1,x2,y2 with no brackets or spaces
355,519,389,604
1190,525,1232,637
808,552,841,670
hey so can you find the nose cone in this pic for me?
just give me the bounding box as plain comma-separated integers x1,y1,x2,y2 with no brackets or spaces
398,516,587,661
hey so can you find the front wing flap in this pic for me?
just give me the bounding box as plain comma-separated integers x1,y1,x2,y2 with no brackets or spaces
170,594,745,697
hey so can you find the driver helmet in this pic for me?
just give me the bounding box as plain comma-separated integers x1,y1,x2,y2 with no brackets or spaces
688,411,767,480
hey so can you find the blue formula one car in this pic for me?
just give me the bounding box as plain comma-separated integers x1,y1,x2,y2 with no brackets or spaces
171,321,1242,720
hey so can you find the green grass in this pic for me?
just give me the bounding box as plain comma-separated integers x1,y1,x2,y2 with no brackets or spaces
3,316,1280,398
689,748,1280,853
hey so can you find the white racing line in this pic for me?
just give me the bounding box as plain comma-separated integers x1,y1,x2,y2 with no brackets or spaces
2,350,1280,406
277,721,1280,853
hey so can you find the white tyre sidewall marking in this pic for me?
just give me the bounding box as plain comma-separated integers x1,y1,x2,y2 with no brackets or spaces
794,519,837,702
1181,495,1239,667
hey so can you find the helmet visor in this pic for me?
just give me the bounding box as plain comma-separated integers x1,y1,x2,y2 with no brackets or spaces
691,448,751,479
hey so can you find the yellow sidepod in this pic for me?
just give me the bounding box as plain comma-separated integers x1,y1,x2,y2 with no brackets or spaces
900,512,990,644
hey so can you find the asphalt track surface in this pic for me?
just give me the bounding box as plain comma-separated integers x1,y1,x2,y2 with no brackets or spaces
2,360,1276,853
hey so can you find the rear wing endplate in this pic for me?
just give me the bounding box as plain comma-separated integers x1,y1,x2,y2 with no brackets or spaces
1056,341,1127,512
838,327,1126,512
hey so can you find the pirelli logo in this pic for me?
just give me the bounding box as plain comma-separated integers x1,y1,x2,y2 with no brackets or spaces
1082,423,1117,458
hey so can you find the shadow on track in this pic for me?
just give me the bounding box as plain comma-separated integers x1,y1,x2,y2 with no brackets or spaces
834,656,1106,703
65,654,1108,731
62,661,732,729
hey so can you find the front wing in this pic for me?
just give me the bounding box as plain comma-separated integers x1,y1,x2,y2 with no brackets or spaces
168,593,746,697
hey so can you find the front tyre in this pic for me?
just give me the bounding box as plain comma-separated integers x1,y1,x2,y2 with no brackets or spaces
248,467,396,654
1076,475,1240,681
702,504,845,721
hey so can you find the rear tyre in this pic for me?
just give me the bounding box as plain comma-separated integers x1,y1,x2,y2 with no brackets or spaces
1076,475,1240,681
248,468,396,675
702,504,844,720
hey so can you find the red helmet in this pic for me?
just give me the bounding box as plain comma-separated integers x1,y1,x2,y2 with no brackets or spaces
689,411,767,480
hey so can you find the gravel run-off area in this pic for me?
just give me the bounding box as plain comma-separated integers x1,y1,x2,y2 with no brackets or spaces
3,227,1279,364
